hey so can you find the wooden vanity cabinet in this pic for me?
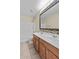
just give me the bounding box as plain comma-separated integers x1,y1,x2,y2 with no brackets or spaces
33,36,35,47
39,42,46,59
33,34,59,59
46,49,58,59
33,35,39,52
35,38,39,52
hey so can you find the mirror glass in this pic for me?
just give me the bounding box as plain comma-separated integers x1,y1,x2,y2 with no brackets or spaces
40,3,59,29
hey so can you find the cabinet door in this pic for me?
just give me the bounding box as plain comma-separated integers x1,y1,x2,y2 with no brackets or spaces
33,35,39,52
35,39,39,52
39,42,46,59
33,36,36,47
46,49,58,59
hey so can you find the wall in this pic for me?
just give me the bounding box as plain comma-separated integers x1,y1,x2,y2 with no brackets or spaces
20,16,33,42
33,15,40,32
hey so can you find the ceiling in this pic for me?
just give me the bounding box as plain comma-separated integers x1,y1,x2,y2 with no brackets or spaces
20,0,54,16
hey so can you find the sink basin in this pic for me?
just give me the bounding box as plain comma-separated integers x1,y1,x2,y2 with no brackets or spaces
38,32,58,39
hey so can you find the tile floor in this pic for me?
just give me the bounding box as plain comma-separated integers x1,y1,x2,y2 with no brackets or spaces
20,41,41,59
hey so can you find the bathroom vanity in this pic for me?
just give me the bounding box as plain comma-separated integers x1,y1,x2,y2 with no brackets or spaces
32,32,59,59
33,1,59,59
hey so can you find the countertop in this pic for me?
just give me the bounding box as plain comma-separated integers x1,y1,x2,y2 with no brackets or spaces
33,32,59,48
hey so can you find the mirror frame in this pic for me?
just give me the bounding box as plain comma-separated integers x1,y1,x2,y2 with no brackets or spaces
39,0,59,31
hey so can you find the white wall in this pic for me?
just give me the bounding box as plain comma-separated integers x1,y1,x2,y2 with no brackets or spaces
20,16,33,42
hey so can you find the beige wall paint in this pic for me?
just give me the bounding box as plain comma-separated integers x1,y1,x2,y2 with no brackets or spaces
20,16,33,23
33,15,40,32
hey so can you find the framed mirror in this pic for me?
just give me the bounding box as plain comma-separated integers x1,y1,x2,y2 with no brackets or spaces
40,0,59,30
